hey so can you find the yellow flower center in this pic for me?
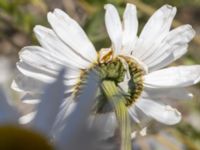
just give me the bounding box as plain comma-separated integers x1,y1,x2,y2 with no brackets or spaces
75,49,144,114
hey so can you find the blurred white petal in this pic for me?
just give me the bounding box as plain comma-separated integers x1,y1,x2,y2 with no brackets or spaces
136,99,181,125
0,86,20,124
21,93,40,104
32,68,65,135
89,113,117,140
57,71,99,150
140,126,147,136
19,111,36,125
0,57,12,84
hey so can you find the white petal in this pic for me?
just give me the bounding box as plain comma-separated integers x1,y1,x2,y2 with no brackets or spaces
19,111,36,124
17,61,80,81
12,72,46,93
34,25,90,69
128,105,140,124
128,104,151,126
19,46,65,72
19,46,84,81
149,44,188,72
133,5,176,60
12,70,74,94
144,65,200,88
136,99,181,125
164,25,195,46
21,93,40,104
51,97,76,138
56,71,99,150
147,25,195,70
0,86,20,124
143,87,193,100
47,9,97,63
15,46,79,92
122,3,138,55
32,68,65,135
140,5,176,40
89,113,117,140
140,126,147,136
104,4,122,56
131,131,137,139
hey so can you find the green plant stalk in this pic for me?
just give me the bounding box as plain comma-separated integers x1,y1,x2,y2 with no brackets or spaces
101,80,131,150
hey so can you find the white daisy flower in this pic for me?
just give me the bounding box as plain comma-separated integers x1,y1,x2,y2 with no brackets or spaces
12,3,200,150
1,69,103,150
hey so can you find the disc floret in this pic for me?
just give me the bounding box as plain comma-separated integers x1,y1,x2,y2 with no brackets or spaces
75,50,145,113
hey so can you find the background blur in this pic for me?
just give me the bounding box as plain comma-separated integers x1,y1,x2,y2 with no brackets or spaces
0,0,200,149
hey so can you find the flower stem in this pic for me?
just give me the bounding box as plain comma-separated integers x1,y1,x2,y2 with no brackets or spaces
101,80,131,150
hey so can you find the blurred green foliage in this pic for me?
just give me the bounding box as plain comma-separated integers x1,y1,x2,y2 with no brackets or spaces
0,0,47,43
